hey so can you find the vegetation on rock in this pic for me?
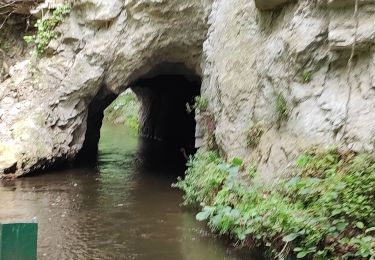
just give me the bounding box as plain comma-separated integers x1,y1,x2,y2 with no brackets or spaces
302,70,313,83
246,122,265,148
276,93,289,127
23,4,71,55
193,96,208,112
174,148,375,259
103,90,140,134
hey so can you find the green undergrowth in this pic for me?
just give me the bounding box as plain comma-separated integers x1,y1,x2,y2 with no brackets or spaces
173,148,375,259
24,4,71,55
104,90,140,134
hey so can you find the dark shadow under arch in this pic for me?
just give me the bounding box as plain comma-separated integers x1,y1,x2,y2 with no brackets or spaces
76,63,201,171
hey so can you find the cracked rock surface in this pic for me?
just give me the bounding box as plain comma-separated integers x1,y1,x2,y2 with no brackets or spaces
0,0,211,176
202,0,375,182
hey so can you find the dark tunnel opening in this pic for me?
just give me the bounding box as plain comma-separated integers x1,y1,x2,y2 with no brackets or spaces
76,86,117,163
76,70,201,172
133,75,201,171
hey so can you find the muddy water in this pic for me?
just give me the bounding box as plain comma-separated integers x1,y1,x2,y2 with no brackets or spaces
0,125,257,260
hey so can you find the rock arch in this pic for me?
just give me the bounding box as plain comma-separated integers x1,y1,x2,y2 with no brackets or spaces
2,0,375,181
76,62,201,167
0,0,211,176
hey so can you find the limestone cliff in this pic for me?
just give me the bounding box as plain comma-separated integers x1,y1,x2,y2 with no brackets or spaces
0,0,211,175
202,0,375,181
1,0,375,181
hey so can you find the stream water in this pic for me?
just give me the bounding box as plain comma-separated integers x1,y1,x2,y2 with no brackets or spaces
0,125,258,259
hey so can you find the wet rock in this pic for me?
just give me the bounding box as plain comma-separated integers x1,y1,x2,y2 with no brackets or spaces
3,162,17,174
202,0,375,181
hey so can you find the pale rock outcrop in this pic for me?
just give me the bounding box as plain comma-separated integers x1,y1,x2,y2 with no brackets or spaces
328,6,375,51
202,0,375,182
0,0,211,176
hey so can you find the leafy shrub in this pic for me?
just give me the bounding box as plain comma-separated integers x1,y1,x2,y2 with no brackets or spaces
172,151,228,206
23,4,71,54
175,148,375,259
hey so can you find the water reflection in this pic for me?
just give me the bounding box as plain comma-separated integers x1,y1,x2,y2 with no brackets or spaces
0,125,255,259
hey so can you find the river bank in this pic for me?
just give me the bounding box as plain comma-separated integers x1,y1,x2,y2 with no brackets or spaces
174,149,375,259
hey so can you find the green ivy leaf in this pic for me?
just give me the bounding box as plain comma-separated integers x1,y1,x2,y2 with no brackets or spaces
296,154,311,167
365,227,375,234
282,233,299,242
231,157,243,167
196,211,210,221
336,222,348,232
297,251,308,258
356,222,365,229
363,236,373,242
331,208,342,216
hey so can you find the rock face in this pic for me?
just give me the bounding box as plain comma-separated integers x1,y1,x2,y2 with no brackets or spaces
0,0,211,176
203,0,375,182
1,0,375,182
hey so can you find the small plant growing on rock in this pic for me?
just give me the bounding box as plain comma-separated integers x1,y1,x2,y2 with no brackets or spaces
301,70,312,83
104,90,140,134
246,122,264,148
276,93,289,126
175,148,375,259
23,4,71,55
193,96,209,112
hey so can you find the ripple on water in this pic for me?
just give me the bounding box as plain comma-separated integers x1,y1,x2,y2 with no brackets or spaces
0,125,258,260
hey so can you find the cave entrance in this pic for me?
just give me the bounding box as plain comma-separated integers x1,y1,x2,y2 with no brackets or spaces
77,64,201,171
